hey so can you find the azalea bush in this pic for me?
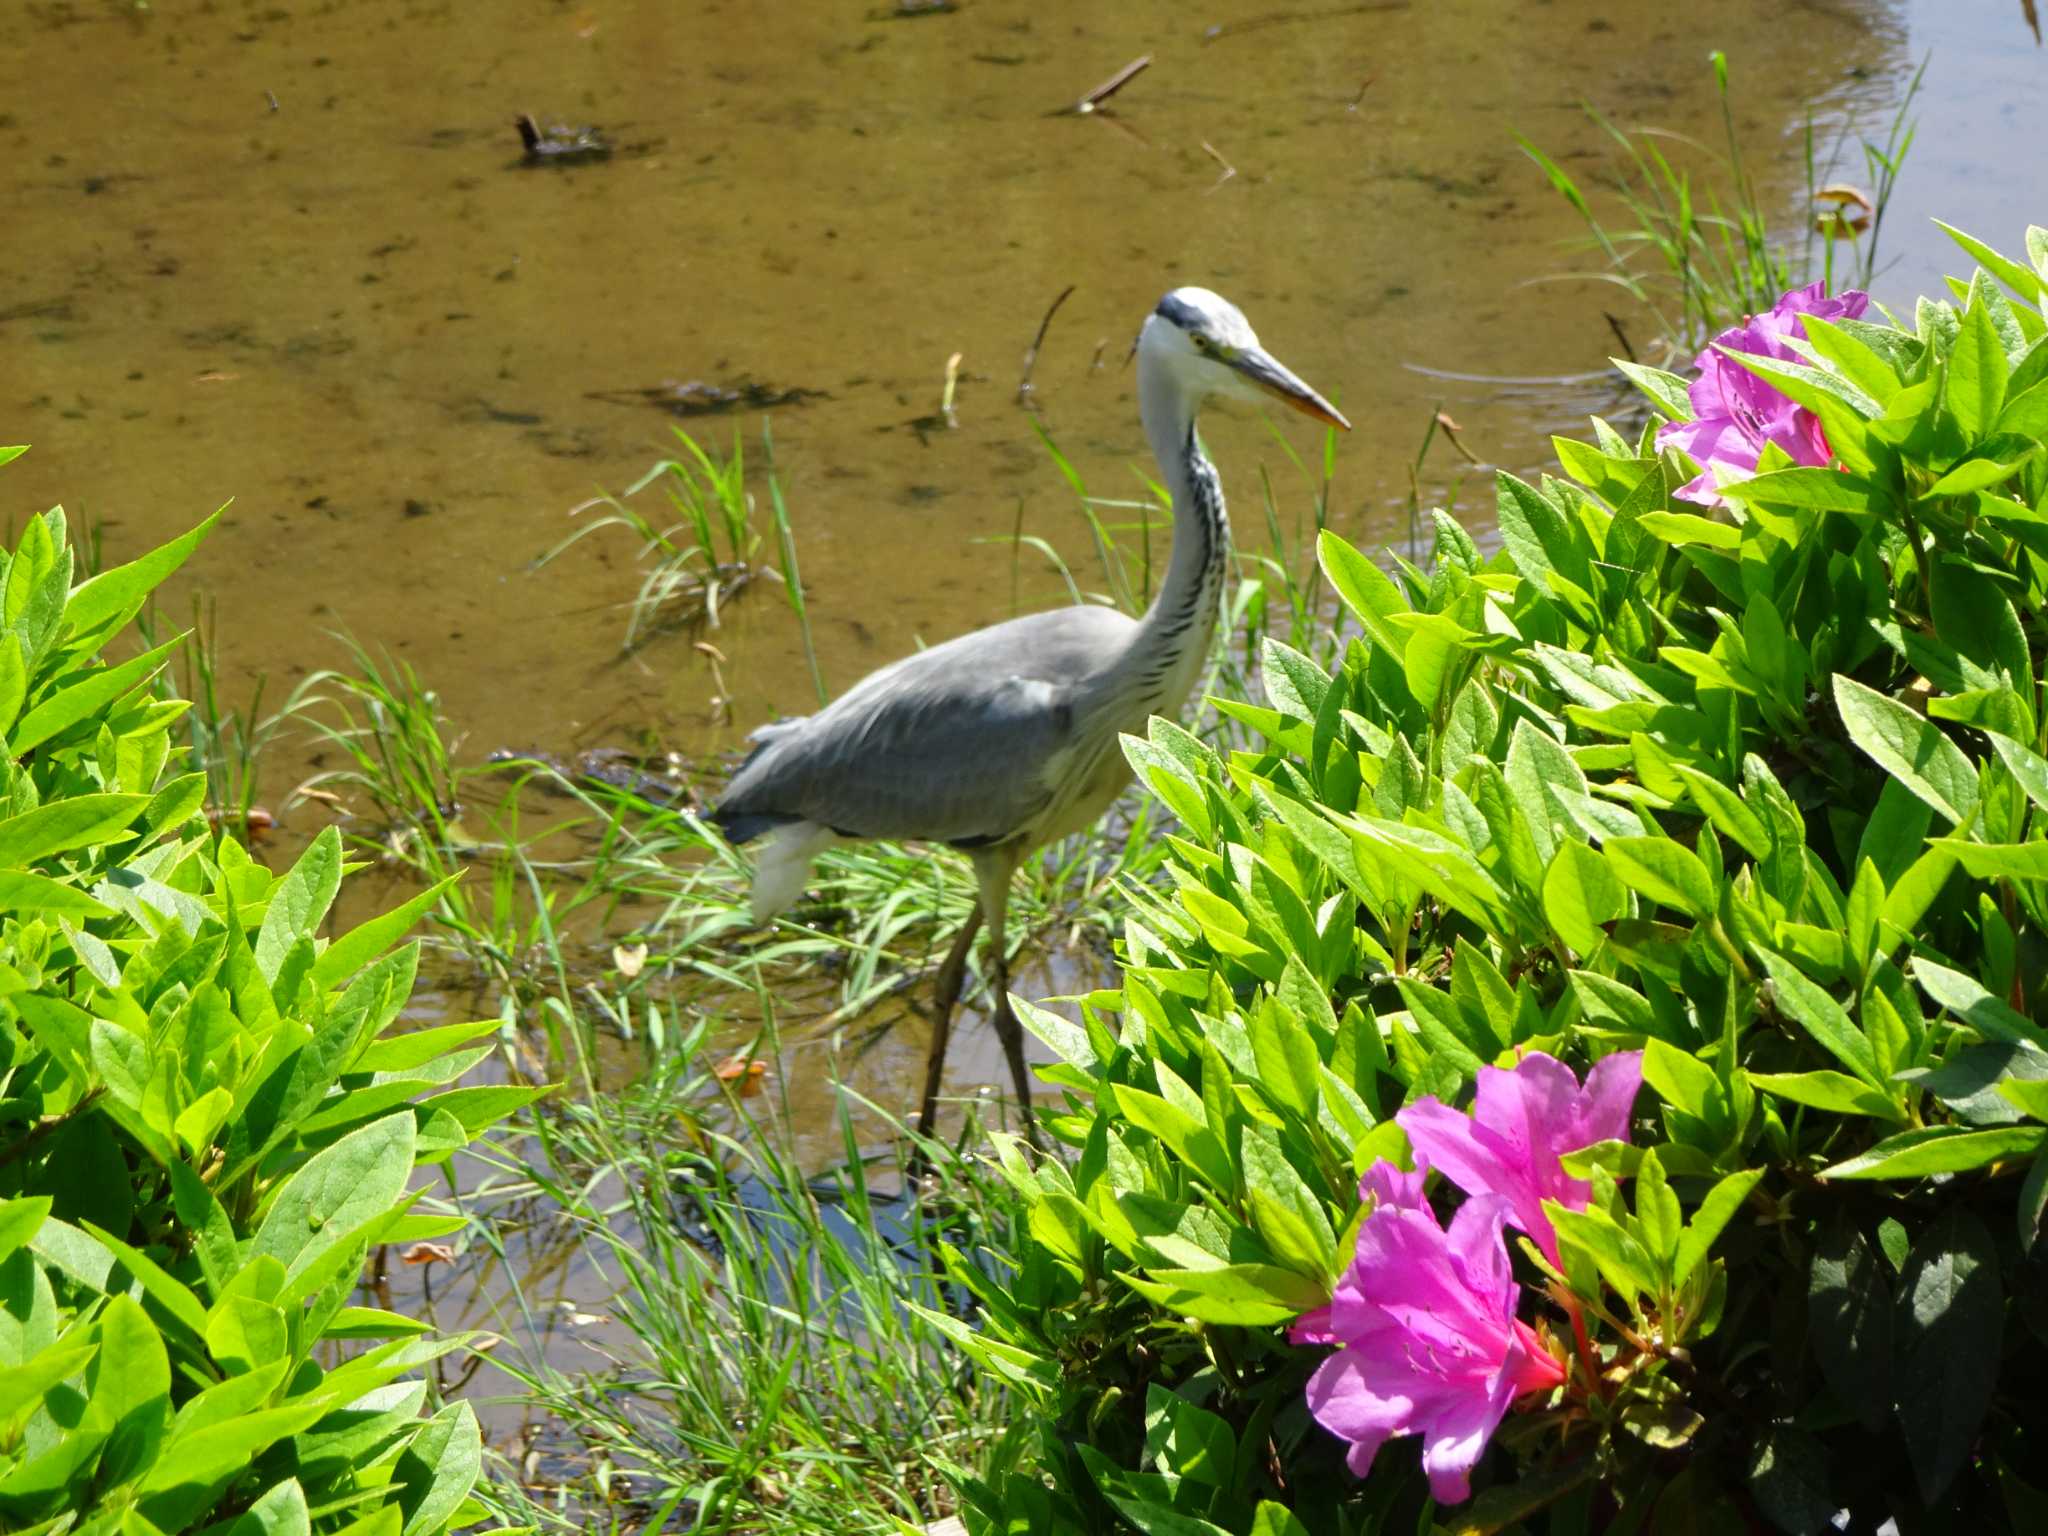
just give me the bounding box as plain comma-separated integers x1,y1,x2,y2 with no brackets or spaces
0,452,534,1533
932,223,2048,1534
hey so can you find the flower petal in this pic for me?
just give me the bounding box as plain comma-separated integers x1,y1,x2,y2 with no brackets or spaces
1290,1303,1336,1346
1443,1196,1516,1322
1575,1051,1644,1148
1416,1377,1515,1506
1396,1099,1524,1216
1360,1157,1430,1213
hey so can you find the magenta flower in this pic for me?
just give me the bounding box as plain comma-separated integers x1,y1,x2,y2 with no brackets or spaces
1657,281,1870,506
1302,1183,1564,1503
1397,1051,1643,1266
1291,1160,1431,1347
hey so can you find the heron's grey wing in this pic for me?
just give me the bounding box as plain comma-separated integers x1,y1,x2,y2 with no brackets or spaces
715,606,1134,845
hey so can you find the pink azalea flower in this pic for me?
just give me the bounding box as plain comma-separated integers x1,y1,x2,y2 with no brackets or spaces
1397,1051,1643,1266
1656,280,1870,506
1302,1185,1564,1503
1290,1160,1431,1347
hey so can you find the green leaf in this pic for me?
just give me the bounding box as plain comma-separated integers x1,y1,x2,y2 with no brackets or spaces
1542,841,1627,956
220,1480,311,1536
1915,959,2043,1045
249,1111,416,1290
1746,1425,1836,1536
1808,1217,1892,1432
1716,466,1882,512
0,1199,50,1268
1832,675,1979,827
1634,1149,1681,1274
82,1222,209,1337
1823,1124,2045,1179
351,1017,501,1076
1241,1129,1336,1278
0,870,115,917
1248,995,1320,1119
1896,1043,2048,1128
1671,765,1771,861
1613,359,1693,419
1111,1086,1233,1192
1995,379,2048,441
1122,1261,1324,1326
1998,1079,2048,1122
1748,1069,1903,1120
1673,1168,1763,1290
1549,1202,1658,1304
256,825,344,984
1757,951,1884,1089
1249,1504,1314,1536
393,1400,482,1536
9,634,183,756
61,514,219,642
1636,510,1741,550
1642,1036,1719,1120
1317,530,1409,656
1144,1385,1237,1489
1991,735,2048,815
0,1343,98,1431
1604,836,1712,919
1893,1208,2002,1505
1944,294,2010,440
0,792,149,866
1495,472,1590,597
1934,838,2048,883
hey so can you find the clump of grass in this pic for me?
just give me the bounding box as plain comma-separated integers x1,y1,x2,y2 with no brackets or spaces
465,991,1016,1534
539,424,822,704
1519,50,1923,355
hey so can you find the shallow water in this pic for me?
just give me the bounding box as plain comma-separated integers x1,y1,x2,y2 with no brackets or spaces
6,0,2042,1484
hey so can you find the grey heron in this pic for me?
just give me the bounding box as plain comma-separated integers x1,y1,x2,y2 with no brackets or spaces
711,287,1348,1138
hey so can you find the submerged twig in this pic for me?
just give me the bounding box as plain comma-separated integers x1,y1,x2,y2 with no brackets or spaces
1062,55,1151,115
1603,311,1638,363
1200,140,1237,195
1202,1,1408,43
1017,285,1076,405
941,351,963,429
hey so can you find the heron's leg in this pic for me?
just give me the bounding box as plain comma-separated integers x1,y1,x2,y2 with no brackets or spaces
914,901,983,1139
977,850,1039,1144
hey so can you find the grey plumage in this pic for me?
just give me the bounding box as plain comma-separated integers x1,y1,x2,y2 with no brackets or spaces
711,287,1348,1139
716,605,1136,850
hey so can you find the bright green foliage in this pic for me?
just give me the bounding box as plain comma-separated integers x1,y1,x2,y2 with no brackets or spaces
0,468,534,1533
942,228,2048,1531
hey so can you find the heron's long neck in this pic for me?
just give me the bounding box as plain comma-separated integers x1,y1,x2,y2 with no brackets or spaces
1120,362,1229,716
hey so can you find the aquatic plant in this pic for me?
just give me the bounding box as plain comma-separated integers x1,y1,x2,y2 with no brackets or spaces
1522,52,1921,355
0,459,532,1532
464,990,1015,1533
938,226,2048,1531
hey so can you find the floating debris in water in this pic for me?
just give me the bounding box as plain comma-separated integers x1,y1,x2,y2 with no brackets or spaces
586,378,829,417
513,112,612,164
1814,182,1874,237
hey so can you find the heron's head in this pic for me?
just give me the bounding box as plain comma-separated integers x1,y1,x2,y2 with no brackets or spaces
1138,287,1350,431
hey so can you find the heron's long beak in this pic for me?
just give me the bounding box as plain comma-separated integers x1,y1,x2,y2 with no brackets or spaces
1233,347,1351,431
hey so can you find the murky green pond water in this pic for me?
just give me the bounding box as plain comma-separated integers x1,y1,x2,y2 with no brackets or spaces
5,0,2041,1480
